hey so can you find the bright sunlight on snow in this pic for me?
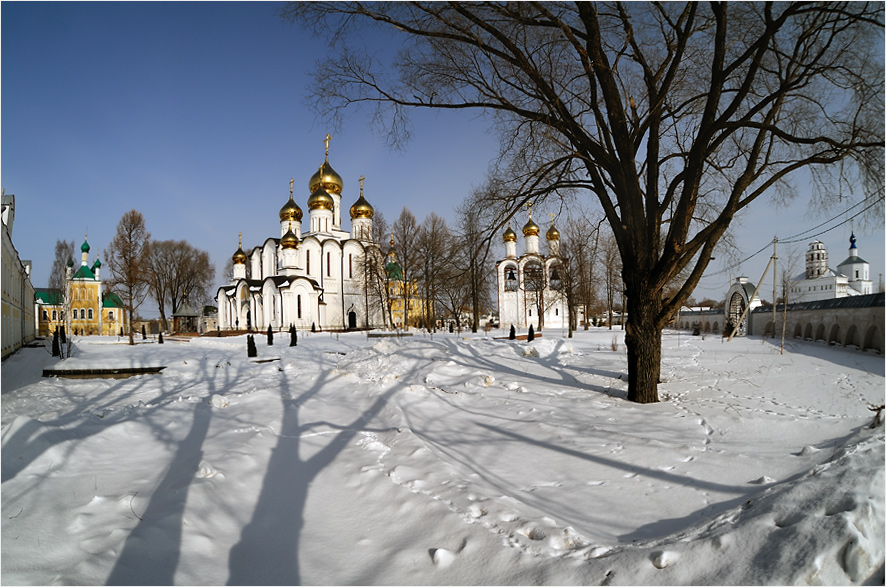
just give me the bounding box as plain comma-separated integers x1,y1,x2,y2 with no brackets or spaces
2,329,883,585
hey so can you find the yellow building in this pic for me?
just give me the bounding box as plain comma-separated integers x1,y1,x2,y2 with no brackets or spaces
385,239,424,328
36,237,127,337
34,289,65,336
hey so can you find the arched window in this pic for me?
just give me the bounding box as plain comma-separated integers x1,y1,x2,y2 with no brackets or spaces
549,265,563,290
297,295,302,319
327,252,331,277
306,251,311,274
108,311,114,322
504,267,518,291
348,254,353,279
52,310,57,320
524,262,544,292
80,309,86,320
42,310,48,320
88,308,93,320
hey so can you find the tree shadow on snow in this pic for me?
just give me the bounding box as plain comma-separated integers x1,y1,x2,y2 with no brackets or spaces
226,369,399,585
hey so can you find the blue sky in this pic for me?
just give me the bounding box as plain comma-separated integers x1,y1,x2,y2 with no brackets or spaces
3,2,883,315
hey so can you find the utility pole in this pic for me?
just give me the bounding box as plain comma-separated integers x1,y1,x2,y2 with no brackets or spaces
772,237,778,339
728,237,779,342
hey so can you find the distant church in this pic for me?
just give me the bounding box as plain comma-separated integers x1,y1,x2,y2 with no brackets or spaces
216,136,386,332
789,234,873,302
496,210,568,330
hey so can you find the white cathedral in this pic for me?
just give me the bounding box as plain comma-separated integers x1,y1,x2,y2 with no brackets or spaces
216,138,384,332
788,234,873,302
496,212,568,330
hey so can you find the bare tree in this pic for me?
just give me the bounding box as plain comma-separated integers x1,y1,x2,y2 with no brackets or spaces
453,191,495,332
391,207,421,328
47,239,74,326
558,216,602,336
105,210,151,345
598,232,622,331
146,240,215,332
48,239,74,293
416,212,450,331
357,211,392,329
287,2,884,403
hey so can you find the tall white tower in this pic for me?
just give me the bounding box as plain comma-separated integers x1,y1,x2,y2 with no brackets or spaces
805,240,828,278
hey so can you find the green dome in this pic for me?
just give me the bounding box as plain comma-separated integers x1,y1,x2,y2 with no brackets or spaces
81,239,90,253
93,256,102,268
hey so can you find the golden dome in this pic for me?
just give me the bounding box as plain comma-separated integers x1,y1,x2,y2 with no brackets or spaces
307,186,334,211
546,224,560,241
281,224,299,249
522,217,540,237
280,195,303,223
503,226,517,242
350,194,374,219
232,233,247,264
309,161,343,195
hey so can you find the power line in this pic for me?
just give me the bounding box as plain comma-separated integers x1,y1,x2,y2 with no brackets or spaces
703,199,881,281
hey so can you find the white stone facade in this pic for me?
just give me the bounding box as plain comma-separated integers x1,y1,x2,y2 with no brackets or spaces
216,151,385,332
789,235,872,302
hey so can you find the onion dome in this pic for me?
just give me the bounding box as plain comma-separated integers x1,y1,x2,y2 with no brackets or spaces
307,186,334,211
93,256,102,268
280,195,303,223
309,161,343,195
522,217,540,237
503,225,517,242
232,233,247,264
546,224,560,241
67,257,74,268
349,194,374,219
281,224,299,249
81,239,90,253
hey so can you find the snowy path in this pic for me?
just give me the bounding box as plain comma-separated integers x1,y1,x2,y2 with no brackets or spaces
1,330,883,585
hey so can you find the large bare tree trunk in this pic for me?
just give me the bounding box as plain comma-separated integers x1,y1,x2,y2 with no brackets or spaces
624,285,662,404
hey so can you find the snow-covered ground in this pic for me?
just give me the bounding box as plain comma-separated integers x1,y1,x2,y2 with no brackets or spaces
2,328,883,585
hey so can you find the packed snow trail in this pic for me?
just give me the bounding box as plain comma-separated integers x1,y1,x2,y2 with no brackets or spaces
1,330,883,584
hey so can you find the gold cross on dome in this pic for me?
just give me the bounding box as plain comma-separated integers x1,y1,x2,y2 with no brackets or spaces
238,232,242,247
524,200,533,219
549,212,555,223
359,175,365,195
324,133,331,157
289,178,294,196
